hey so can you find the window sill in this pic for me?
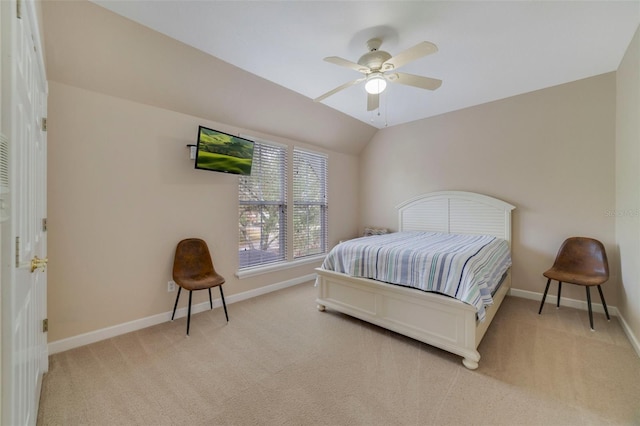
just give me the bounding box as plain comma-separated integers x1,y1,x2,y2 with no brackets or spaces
235,254,326,279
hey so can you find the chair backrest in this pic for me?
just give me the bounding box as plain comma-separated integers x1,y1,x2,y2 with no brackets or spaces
173,238,216,281
552,237,609,278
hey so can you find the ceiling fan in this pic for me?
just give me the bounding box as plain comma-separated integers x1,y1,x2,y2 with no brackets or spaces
314,38,442,111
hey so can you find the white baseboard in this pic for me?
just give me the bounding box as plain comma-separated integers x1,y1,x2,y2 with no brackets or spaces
509,288,640,358
48,274,316,355
509,288,619,316
615,311,640,358
48,278,640,360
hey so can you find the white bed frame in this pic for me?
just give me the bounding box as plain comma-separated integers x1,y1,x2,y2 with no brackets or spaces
316,191,515,369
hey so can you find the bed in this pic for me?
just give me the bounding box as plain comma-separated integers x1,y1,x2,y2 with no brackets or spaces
315,191,515,369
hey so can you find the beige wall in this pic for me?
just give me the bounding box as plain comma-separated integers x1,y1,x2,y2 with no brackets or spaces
616,26,640,344
359,73,618,305
41,1,376,156
42,0,370,343
47,81,359,341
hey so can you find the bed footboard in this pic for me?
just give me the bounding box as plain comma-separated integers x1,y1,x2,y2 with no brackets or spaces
316,268,511,369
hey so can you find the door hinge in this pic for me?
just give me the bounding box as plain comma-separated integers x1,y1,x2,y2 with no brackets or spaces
42,117,47,132
42,319,48,333
17,0,22,19
42,218,48,232
15,236,20,267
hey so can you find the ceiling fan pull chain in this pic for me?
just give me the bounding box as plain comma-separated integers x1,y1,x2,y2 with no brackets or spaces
384,91,389,127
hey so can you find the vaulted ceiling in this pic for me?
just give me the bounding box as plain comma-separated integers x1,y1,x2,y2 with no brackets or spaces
91,1,639,129
42,1,639,155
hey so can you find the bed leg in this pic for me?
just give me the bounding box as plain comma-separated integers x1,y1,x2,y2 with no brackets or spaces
317,303,326,312
462,358,479,370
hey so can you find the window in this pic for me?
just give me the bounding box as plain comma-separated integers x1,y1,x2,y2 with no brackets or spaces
238,141,328,271
238,142,287,269
293,148,327,258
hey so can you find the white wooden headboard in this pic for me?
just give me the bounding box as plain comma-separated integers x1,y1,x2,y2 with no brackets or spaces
396,191,516,243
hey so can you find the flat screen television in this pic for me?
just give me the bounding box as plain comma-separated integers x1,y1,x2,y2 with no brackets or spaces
194,126,254,176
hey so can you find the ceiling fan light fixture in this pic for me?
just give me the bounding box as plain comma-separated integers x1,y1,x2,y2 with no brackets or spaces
365,73,387,94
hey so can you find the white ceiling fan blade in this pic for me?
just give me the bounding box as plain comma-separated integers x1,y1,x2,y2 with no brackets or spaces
390,72,442,90
324,56,370,73
314,77,366,102
382,41,438,71
367,93,379,111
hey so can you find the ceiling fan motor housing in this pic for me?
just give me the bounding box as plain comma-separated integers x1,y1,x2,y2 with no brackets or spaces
358,50,391,71
358,38,391,72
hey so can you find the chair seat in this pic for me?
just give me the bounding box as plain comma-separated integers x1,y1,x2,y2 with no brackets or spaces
543,267,607,286
176,272,225,291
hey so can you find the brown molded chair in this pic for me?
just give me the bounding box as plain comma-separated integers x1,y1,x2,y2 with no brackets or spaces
538,237,610,330
171,238,228,335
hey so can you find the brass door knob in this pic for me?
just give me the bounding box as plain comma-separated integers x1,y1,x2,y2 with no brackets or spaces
30,256,48,273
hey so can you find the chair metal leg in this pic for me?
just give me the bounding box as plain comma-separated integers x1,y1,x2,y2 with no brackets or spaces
597,285,610,320
209,288,213,310
219,285,229,322
538,278,551,314
557,281,562,308
187,290,193,335
171,287,182,321
586,286,594,330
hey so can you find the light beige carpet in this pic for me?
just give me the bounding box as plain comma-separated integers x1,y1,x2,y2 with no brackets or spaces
38,282,640,425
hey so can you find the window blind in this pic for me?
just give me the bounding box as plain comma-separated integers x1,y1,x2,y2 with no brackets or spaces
238,142,287,268
293,148,328,259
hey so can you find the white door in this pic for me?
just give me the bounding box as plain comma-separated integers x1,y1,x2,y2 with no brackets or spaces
1,0,49,424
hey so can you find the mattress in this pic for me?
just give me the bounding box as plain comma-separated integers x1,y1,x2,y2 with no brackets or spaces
320,231,512,321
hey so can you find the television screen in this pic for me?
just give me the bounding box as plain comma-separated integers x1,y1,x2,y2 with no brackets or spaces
194,126,254,176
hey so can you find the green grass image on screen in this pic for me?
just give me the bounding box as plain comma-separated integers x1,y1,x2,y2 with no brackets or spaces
196,127,254,175
196,151,252,175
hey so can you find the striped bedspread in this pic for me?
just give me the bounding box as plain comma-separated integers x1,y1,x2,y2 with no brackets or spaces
320,232,511,321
